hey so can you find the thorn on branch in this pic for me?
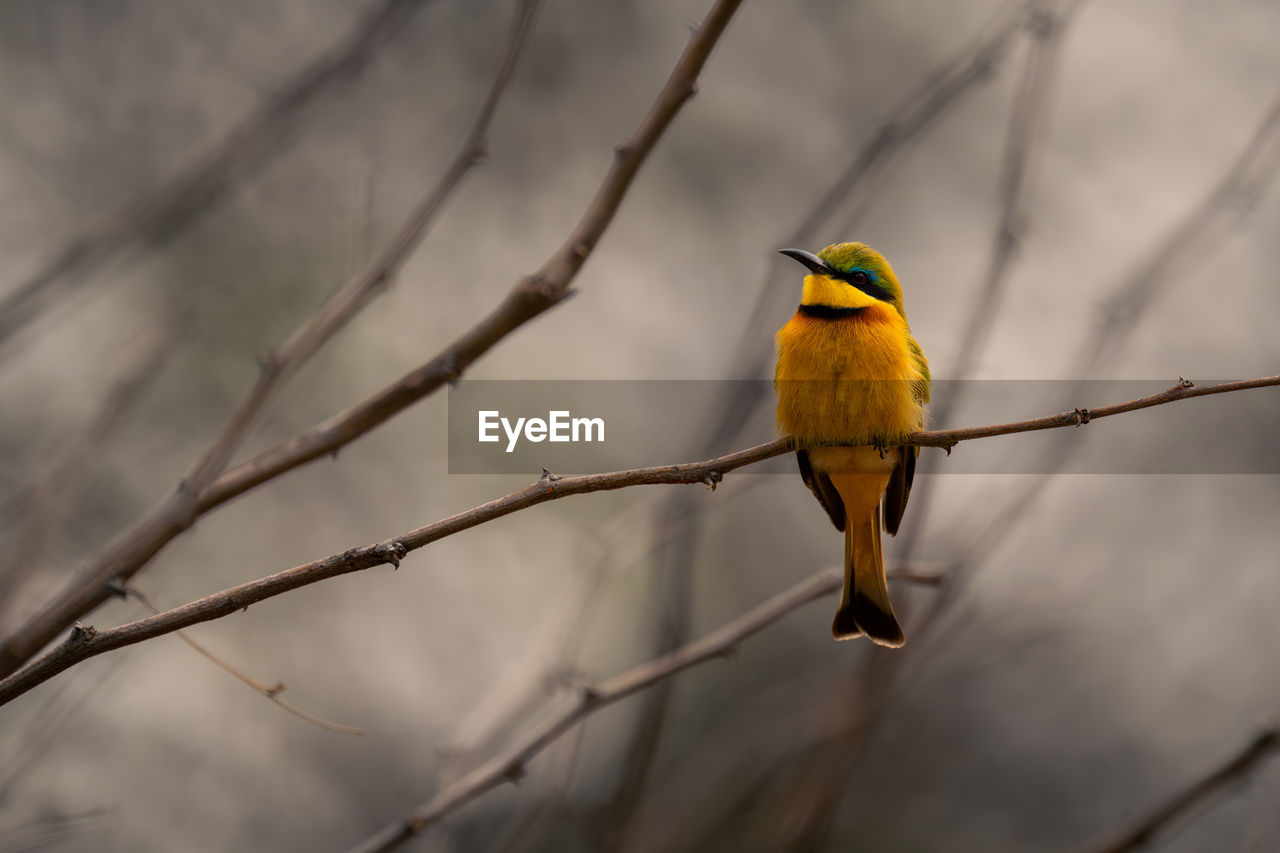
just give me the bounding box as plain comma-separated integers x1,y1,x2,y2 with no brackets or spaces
539,467,562,483
1074,407,1091,426
377,540,407,570
1178,376,1195,389
613,141,631,161
69,622,96,644
703,470,722,491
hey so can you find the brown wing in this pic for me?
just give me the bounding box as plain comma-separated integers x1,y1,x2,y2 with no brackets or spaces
882,445,916,536
797,449,845,532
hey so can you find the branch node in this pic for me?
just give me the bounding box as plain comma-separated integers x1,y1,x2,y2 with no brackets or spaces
1178,376,1195,390
504,761,527,784
439,352,464,387
1073,407,1091,426
1028,9,1056,39
174,479,200,526
265,682,286,698
105,578,129,599
580,683,602,705
539,467,562,483
613,141,631,161
715,643,739,661
255,349,282,376
703,470,723,491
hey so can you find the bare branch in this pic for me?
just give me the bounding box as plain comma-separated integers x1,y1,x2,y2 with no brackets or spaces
348,569,844,853
0,0,543,680
0,375,1272,707
127,587,363,736
197,0,749,509
0,0,744,681
1089,727,1280,853
0,0,433,352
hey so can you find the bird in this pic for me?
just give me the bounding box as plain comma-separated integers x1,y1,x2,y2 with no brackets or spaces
774,242,930,646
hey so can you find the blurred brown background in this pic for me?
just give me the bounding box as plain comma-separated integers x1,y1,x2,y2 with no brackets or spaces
1,0,1278,850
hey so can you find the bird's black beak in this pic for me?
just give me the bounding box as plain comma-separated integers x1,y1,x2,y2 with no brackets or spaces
778,248,833,277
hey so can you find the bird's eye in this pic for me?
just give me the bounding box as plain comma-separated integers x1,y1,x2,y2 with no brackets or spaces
850,270,869,286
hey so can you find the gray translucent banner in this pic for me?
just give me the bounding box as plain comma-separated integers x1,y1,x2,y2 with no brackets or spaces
446,380,1279,475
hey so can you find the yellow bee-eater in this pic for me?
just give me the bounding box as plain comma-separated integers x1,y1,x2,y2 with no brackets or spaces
774,242,930,646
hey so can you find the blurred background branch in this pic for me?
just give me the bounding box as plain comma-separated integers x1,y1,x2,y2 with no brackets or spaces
0,0,434,354
126,585,364,735
351,567,846,853
1090,726,1280,853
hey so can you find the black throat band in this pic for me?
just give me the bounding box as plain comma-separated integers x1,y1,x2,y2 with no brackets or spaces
798,304,867,320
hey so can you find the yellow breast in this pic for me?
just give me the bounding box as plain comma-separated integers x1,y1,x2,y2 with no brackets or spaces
774,302,925,449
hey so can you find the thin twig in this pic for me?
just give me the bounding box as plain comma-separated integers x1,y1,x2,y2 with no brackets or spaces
0,375,1271,706
0,0,433,352
1090,727,1280,853
348,568,845,853
0,0,738,681
127,587,363,736
0,0,543,680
